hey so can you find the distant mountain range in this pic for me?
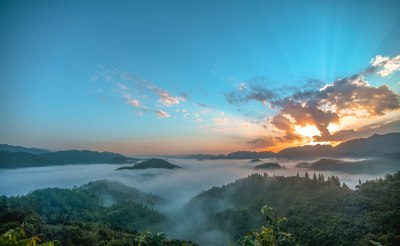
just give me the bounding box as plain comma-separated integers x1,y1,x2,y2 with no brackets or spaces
307,156,400,174
1,132,399,168
0,149,139,168
179,132,400,159
0,143,50,155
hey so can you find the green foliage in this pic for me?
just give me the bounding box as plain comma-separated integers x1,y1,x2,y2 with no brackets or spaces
0,225,58,246
2,173,399,245
238,206,295,246
187,172,400,246
0,180,197,246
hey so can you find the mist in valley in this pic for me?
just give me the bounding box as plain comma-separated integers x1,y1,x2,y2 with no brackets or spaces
0,157,395,244
0,157,384,198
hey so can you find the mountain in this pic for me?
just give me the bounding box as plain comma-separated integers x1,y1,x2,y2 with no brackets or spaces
280,132,400,159
184,172,400,245
175,151,276,160
116,158,182,170
0,151,54,168
277,144,335,159
0,143,50,155
310,158,346,170
0,149,139,168
80,180,165,206
309,157,400,174
40,150,138,164
0,180,179,244
295,161,312,168
226,151,276,159
182,153,227,159
182,133,400,160
253,162,281,169
334,132,400,157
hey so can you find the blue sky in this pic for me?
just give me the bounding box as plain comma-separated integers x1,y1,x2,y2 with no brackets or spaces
1,0,399,154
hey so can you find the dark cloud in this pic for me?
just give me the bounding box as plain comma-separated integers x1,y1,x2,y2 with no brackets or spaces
225,84,276,105
180,92,189,99
314,129,358,142
197,103,213,108
315,76,399,115
270,113,303,142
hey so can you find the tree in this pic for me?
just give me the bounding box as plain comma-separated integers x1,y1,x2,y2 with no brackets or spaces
0,225,58,246
305,172,309,179
356,179,362,189
238,206,296,246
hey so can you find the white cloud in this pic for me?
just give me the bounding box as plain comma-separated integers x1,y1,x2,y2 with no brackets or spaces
158,92,180,106
117,83,129,91
237,82,247,91
155,110,171,118
371,54,400,77
128,99,140,108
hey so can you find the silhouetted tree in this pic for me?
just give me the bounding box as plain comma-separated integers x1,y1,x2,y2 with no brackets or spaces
312,172,317,181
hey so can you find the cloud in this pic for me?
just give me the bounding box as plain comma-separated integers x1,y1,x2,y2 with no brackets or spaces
237,82,247,91
371,55,400,77
128,99,140,108
155,110,171,118
270,76,399,142
213,117,229,125
117,83,129,91
179,92,189,101
197,103,212,108
158,92,180,106
225,84,276,105
314,129,358,142
95,66,189,118
226,55,400,146
270,114,304,142
142,82,181,107
247,137,275,149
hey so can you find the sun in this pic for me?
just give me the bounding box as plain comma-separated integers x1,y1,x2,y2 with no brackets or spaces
294,125,321,138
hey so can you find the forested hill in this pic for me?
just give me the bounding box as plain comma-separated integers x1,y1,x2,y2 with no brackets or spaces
178,132,400,159
1,174,399,245
0,150,139,168
0,180,197,245
0,144,50,155
183,172,400,245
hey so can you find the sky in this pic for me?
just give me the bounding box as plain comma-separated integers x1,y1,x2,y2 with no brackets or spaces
0,0,400,155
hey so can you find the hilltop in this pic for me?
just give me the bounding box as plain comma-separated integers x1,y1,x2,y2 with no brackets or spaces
116,158,181,170
0,149,139,168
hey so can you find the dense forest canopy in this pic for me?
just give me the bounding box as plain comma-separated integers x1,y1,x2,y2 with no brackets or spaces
1,172,399,245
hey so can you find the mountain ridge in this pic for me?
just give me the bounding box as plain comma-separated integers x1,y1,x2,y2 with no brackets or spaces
0,149,139,168
1,132,399,167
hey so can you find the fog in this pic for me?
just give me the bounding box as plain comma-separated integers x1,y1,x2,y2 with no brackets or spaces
0,158,385,198
0,158,393,244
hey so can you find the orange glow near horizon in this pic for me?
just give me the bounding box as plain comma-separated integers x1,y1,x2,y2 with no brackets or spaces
294,125,321,138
